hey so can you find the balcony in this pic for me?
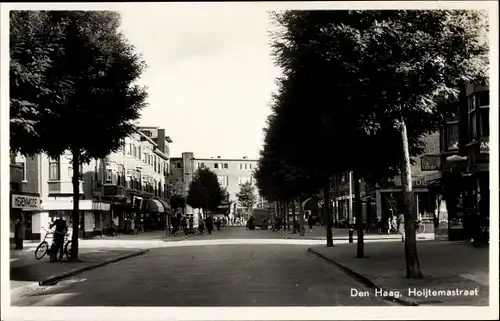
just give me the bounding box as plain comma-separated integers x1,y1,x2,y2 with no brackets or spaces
102,184,126,198
48,181,84,195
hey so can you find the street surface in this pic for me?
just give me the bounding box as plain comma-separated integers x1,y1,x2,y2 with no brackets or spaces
12,227,393,306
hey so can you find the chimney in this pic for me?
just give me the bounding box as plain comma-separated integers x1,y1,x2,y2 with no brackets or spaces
158,129,166,153
217,156,221,159
243,156,248,160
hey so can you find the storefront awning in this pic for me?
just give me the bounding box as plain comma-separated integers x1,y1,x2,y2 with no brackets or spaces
157,199,171,214
146,199,166,213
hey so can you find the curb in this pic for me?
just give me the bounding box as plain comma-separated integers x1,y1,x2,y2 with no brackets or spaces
307,248,419,306
276,231,433,241
38,249,149,286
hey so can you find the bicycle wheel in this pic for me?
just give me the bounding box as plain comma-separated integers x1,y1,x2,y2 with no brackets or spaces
417,224,425,234
64,241,72,260
34,241,49,260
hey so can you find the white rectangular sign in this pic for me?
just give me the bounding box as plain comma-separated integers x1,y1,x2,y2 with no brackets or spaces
11,194,41,211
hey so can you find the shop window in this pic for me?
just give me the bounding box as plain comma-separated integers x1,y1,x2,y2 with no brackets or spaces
49,157,60,181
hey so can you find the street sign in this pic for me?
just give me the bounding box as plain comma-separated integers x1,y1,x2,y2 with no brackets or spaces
421,155,442,171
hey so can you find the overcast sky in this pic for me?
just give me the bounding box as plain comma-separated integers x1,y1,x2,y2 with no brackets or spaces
119,4,282,160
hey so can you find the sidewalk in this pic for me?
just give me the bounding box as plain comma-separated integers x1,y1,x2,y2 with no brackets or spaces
16,230,196,251
10,247,146,299
276,227,435,241
309,241,490,306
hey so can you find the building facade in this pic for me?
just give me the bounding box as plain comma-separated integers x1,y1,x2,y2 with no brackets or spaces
332,132,440,230
170,153,259,221
422,83,490,240
11,127,173,241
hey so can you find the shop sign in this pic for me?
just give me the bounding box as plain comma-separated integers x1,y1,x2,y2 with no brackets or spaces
11,194,41,211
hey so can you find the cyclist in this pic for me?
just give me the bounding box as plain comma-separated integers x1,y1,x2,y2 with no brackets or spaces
50,215,68,260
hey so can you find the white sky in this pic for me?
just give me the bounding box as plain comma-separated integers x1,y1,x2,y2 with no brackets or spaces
119,5,282,159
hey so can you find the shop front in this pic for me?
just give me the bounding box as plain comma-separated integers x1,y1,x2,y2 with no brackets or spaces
144,198,167,230
39,198,111,239
10,193,42,242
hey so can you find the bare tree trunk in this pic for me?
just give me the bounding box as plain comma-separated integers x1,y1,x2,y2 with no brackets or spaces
323,185,333,247
70,149,80,261
292,199,297,234
298,196,305,236
400,121,423,278
354,172,364,258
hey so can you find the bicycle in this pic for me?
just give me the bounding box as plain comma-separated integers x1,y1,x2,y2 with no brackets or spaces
35,227,72,261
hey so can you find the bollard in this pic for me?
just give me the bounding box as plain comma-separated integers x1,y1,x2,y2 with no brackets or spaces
348,224,355,243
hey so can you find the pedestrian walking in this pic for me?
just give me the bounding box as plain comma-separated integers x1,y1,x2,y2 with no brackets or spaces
307,212,313,233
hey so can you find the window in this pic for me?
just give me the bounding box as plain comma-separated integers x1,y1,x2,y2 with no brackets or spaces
105,169,113,184
49,157,60,181
244,164,248,170
249,164,252,169
468,95,476,112
218,176,228,187
176,163,181,169
238,176,251,185
239,163,242,170
445,122,459,150
469,110,477,141
477,91,489,107
214,163,219,169
223,163,228,169
20,159,27,182
200,163,205,169
479,107,489,137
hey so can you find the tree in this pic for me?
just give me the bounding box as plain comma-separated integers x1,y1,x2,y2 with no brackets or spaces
269,10,488,277
186,168,223,216
236,181,257,218
166,174,186,210
9,11,148,260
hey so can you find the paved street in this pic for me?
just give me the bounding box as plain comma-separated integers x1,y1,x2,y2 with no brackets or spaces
12,227,393,306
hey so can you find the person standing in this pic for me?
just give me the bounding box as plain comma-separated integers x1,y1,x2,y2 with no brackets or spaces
50,214,68,260
307,213,313,233
14,217,24,250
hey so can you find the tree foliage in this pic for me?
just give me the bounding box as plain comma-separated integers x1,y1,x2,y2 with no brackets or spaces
186,168,223,214
166,174,186,209
10,11,148,259
236,181,257,209
260,9,488,272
